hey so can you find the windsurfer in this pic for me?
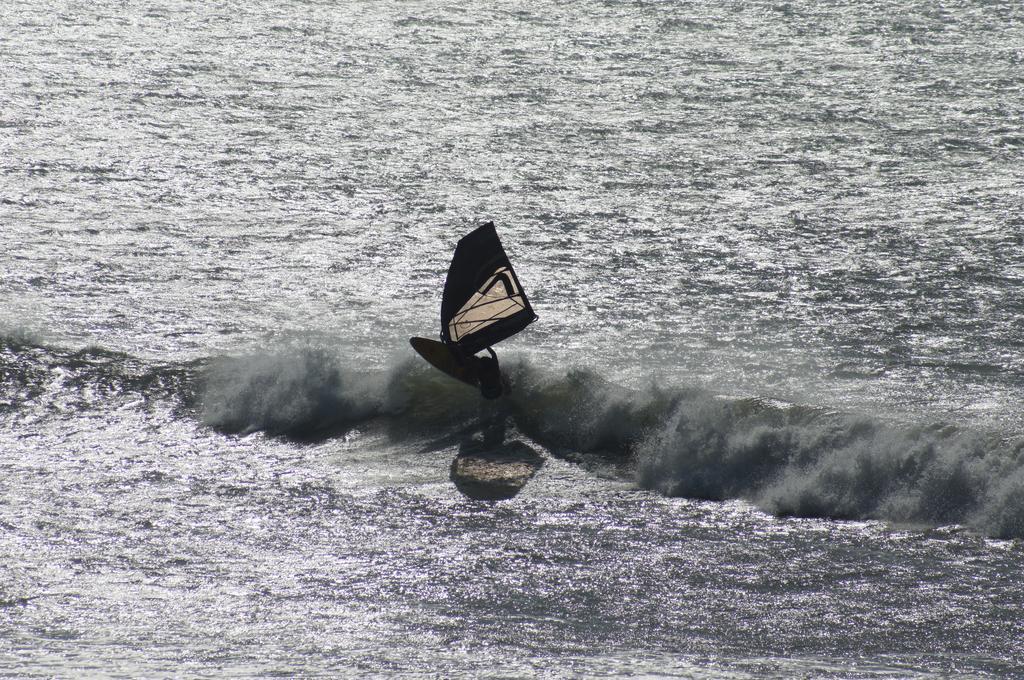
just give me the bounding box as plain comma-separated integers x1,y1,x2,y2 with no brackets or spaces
476,347,502,399
411,222,535,400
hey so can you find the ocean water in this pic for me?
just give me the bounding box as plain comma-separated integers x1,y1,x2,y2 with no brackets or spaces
3,0,1024,676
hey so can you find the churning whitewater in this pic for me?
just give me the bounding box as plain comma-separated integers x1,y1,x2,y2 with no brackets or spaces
3,0,1024,676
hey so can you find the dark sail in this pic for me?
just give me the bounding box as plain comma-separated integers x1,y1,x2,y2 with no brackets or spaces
440,222,537,356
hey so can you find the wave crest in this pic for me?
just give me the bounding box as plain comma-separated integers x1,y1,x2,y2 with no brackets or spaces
636,393,1024,538
199,349,386,437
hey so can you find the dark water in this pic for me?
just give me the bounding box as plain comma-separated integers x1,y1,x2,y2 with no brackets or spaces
3,0,1024,676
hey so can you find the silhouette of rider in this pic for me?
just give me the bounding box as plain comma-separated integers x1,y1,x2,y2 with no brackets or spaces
476,347,502,399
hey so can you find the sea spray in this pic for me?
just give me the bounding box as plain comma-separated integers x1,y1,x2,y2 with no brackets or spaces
505,360,685,457
636,395,831,501
977,462,1024,539
199,348,386,437
636,392,1024,538
198,348,490,439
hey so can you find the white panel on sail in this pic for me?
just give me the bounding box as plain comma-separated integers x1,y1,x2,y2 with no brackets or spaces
448,267,526,342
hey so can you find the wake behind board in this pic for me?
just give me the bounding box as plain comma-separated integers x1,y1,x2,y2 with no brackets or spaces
409,336,482,389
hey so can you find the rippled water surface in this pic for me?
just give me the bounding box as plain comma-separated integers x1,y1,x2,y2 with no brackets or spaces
3,0,1024,676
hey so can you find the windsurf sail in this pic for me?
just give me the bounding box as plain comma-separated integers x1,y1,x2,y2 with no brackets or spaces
440,222,537,356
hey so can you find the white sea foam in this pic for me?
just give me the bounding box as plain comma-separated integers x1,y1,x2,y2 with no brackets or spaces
199,348,387,437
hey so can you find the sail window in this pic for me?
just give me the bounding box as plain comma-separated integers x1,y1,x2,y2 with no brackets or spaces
447,267,527,342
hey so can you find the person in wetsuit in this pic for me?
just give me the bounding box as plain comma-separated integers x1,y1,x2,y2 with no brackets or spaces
476,347,503,400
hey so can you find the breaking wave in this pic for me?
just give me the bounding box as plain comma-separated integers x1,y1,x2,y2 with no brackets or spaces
193,348,1024,540
633,392,1024,540
199,349,387,437
194,346,1024,538
4,333,1023,539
